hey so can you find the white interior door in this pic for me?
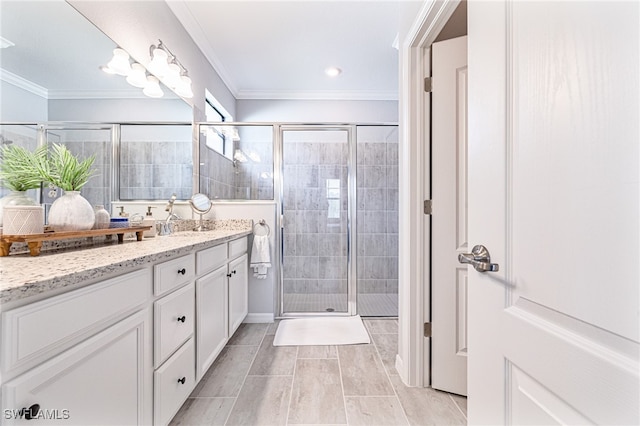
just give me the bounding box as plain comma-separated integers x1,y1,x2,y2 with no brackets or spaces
467,1,639,424
431,35,468,396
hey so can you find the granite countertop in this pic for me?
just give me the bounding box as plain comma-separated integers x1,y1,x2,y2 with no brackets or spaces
0,219,252,306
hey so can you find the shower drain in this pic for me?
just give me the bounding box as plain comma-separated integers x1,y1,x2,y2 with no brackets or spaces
325,308,335,312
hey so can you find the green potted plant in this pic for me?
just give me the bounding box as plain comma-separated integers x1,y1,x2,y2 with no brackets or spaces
38,143,97,232
0,144,47,227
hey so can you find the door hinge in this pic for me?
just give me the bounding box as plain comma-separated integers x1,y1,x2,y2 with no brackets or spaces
424,322,432,337
423,199,432,215
424,77,432,93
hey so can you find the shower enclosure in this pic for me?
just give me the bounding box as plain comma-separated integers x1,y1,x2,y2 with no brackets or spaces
279,124,398,317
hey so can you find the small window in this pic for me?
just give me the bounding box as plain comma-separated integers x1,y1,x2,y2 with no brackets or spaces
205,96,233,160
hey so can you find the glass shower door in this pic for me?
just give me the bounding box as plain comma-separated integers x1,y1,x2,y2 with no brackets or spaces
281,128,352,314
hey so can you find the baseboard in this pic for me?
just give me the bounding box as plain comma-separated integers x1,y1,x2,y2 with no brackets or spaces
243,313,275,323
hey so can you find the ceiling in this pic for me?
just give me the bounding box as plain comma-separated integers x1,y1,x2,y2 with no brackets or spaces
167,1,401,100
0,1,401,102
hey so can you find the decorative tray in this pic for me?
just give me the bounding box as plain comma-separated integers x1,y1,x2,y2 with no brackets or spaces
0,226,152,257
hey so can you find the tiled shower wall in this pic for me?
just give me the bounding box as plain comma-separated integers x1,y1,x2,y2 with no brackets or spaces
282,134,349,297
199,141,236,200
356,127,399,295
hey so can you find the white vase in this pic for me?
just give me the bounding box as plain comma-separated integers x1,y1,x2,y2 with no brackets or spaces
3,205,44,235
93,205,111,229
0,191,38,227
48,191,95,232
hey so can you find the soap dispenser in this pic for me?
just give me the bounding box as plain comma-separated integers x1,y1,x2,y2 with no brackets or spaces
143,206,156,238
116,206,129,217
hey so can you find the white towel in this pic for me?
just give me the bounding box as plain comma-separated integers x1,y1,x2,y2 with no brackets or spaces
250,235,271,279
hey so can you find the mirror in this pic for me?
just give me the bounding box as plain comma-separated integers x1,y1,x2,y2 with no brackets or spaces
0,1,193,203
189,193,212,232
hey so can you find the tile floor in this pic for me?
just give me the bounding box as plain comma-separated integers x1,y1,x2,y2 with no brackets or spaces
283,294,398,317
171,319,466,426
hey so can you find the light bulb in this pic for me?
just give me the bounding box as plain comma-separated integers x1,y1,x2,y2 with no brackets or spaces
164,62,182,89
147,47,169,79
126,63,147,88
107,48,131,76
175,74,193,98
143,75,164,98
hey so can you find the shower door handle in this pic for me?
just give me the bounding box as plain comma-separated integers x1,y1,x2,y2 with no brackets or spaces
458,245,499,272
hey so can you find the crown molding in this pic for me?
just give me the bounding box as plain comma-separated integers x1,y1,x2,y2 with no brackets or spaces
166,1,239,97
0,68,48,98
48,89,149,100
236,90,398,101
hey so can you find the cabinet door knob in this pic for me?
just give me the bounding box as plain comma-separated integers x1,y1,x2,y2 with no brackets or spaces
177,268,186,275
177,377,186,385
177,316,186,323
226,273,233,278
21,403,40,420
232,270,237,274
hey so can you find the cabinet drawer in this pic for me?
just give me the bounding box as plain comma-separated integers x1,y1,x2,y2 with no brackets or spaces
154,338,195,426
154,283,194,368
2,269,151,375
229,237,247,260
196,243,228,276
154,254,195,296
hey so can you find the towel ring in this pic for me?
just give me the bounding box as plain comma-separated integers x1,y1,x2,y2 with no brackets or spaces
253,219,270,237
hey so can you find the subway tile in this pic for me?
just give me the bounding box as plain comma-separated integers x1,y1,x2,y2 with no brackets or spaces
248,335,297,376
338,344,394,396
288,359,347,424
344,396,408,425
226,376,292,426
169,397,234,426
190,345,258,398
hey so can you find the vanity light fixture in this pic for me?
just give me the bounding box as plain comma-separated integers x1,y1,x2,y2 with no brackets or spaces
148,39,193,98
105,47,132,76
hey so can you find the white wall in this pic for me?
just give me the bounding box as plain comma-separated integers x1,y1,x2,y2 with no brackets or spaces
68,1,236,120
236,99,398,123
48,98,192,122
0,81,48,122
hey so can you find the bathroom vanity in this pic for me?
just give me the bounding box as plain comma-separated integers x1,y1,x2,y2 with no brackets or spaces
0,221,251,425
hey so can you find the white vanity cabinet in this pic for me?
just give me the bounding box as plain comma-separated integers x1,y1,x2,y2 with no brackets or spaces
1,270,153,426
228,253,249,336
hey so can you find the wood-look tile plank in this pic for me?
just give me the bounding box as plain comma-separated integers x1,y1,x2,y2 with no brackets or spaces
363,319,398,334
225,376,292,425
190,346,258,398
344,396,409,426
266,319,281,335
297,345,338,359
338,344,394,396
371,333,398,375
248,334,297,376
288,359,347,425
227,323,268,346
390,376,467,425
169,397,234,426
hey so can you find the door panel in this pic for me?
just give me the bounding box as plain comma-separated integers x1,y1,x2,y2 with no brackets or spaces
468,1,639,423
431,35,468,396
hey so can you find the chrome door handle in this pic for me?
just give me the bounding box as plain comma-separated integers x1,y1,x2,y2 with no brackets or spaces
458,245,499,272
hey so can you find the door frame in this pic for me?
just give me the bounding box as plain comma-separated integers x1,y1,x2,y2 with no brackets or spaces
397,0,461,387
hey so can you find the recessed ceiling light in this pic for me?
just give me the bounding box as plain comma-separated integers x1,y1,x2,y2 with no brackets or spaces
325,67,342,77
0,36,15,49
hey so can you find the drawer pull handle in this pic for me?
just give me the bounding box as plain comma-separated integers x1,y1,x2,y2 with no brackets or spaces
177,316,186,323
21,403,40,420
226,273,233,278
177,268,186,275
177,377,186,385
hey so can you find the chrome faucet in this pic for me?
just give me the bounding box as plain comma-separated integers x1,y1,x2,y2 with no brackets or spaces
165,193,180,222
